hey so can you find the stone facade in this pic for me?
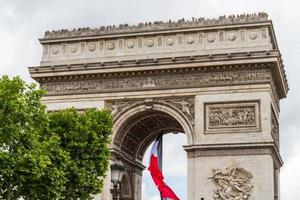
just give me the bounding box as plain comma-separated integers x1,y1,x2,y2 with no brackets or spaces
29,13,287,200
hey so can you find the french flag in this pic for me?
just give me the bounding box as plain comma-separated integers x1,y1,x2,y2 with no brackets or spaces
148,135,180,200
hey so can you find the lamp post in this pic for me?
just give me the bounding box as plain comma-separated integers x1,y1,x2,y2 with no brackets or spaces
110,156,125,200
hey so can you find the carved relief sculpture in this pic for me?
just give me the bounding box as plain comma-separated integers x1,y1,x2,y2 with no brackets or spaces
161,96,195,126
169,99,192,117
106,100,140,118
108,101,130,116
205,101,260,133
42,68,272,96
208,106,256,128
210,165,254,200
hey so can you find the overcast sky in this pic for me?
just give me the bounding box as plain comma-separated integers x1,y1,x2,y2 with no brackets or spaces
0,0,299,199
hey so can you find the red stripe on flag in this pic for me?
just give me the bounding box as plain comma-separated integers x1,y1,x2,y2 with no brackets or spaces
148,142,180,200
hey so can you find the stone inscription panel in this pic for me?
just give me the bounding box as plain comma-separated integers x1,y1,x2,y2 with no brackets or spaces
205,101,260,134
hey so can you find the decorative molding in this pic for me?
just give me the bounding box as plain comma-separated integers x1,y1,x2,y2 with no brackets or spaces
32,51,279,72
31,50,288,99
205,101,260,134
41,68,272,96
41,28,272,64
43,13,268,39
184,142,283,168
105,96,195,126
186,145,273,158
210,165,253,200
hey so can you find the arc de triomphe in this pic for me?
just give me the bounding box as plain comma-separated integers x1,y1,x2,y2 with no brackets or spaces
29,13,288,200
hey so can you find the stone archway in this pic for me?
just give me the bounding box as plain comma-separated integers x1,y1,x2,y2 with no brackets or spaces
107,100,194,200
120,171,133,200
30,13,288,200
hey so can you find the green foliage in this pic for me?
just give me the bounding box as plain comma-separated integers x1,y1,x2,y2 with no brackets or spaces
0,76,112,200
49,108,112,200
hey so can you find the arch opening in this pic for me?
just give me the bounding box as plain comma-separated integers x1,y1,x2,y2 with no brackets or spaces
111,104,190,200
116,110,184,160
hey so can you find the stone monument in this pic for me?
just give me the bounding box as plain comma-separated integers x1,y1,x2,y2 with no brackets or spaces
29,13,288,200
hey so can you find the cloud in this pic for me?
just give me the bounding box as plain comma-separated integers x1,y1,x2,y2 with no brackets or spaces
281,141,300,199
0,0,300,199
149,195,161,200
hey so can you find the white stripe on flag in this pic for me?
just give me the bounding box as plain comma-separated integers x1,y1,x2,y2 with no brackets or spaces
149,139,159,163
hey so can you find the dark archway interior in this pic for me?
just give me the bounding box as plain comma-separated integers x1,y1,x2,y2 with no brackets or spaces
114,110,187,200
114,110,184,161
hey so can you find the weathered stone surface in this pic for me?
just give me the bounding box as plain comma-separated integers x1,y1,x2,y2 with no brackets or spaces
29,13,287,200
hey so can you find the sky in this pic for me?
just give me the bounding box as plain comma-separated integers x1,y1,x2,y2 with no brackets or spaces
0,0,299,199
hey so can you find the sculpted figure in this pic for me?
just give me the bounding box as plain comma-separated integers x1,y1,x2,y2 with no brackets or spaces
110,102,128,116
171,100,191,116
209,106,256,128
210,165,253,200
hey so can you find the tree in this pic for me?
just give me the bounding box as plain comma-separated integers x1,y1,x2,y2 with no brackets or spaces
0,75,67,199
48,108,112,200
0,76,112,200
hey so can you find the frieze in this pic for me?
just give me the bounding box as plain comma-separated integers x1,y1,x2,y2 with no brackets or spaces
42,68,272,95
205,101,260,134
210,165,254,200
43,13,268,39
208,106,256,127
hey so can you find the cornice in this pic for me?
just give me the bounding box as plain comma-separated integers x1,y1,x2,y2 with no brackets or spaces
29,50,288,98
41,12,269,42
30,50,279,75
35,63,272,83
183,142,283,168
